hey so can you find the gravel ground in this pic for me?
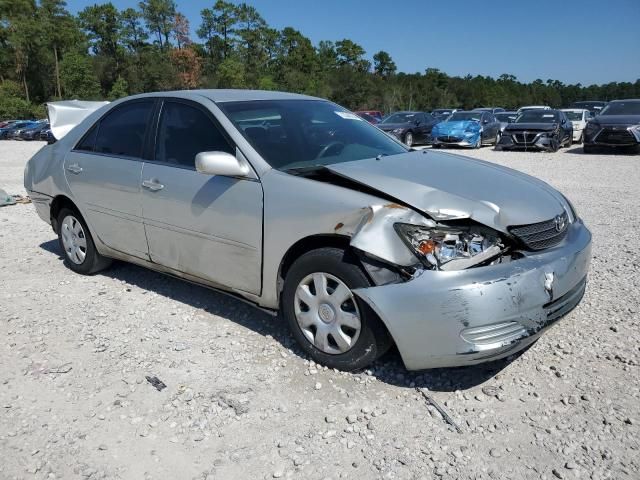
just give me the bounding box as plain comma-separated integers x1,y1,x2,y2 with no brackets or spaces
1,140,639,480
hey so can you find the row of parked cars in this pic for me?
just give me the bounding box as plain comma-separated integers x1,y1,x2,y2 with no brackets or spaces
0,119,54,142
355,99,640,153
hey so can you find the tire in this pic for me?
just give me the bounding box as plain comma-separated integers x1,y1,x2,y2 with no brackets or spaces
495,131,501,145
404,131,414,148
550,138,560,152
282,247,392,371
473,135,482,149
57,207,111,275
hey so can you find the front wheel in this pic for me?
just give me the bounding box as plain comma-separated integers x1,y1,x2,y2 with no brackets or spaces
403,131,414,148
57,208,111,274
282,248,391,371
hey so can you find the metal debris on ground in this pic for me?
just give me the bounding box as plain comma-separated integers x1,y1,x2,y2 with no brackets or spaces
0,188,31,206
145,375,167,391
44,363,72,374
417,387,463,434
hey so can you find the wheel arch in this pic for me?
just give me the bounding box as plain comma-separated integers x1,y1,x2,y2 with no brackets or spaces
50,195,79,233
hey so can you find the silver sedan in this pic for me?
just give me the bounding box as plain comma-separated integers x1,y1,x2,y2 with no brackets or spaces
24,90,592,371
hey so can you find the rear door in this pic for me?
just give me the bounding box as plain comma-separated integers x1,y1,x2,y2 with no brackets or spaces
141,98,263,294
63,99,154,259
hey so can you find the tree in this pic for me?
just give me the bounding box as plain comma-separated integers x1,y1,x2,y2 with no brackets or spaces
139,0,176,50
335,39,370,72
120,8,148,53
108,76,128,99
59,51,101,99
170,47,202,88
172,12,190,48
373,50,396,77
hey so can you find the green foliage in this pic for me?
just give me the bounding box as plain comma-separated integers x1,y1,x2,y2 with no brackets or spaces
108,76,129,99
59,52,101,99
0,0,638,120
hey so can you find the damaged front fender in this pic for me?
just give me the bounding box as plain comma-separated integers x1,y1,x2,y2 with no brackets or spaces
335,203,435,267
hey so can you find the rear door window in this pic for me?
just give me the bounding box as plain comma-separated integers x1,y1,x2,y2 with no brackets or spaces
94,100,154,158
154,101,234,168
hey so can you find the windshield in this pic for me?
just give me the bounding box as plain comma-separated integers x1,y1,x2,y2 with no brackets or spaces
563,111,583,121
570,102,605,111
447,112,482,122
381,112,420,124
495,113,516,122
219,100,408,171
516,111,559,123
432,109,451,115
600,101,640,116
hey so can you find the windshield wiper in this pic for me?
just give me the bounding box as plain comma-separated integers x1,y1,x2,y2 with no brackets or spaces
283,165,328,176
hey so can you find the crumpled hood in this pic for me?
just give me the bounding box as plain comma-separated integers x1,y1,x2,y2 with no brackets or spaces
326,150,568,231
505,122,557,132
433,120,480,133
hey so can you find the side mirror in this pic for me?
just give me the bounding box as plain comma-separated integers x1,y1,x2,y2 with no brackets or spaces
195,151,250,177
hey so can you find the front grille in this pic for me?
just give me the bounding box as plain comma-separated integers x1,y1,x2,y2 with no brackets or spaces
595,127,636,145
513,132,539,144
509,212,569,250
437,135,462,143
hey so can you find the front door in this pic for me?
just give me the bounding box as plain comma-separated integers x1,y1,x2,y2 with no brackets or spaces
63,100,154,259
141,99,263,295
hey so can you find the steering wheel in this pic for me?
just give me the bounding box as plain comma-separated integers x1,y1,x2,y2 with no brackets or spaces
315,141,345,159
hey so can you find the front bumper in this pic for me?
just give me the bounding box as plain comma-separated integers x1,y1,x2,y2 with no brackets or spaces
431,132,479,148
584,126,640,147
498,132,557,151
353,220,592,370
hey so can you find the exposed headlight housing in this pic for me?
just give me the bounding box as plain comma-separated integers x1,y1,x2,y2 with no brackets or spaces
394,223,504,271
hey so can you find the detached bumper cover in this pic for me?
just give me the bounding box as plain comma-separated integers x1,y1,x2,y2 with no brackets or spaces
353,220,591,370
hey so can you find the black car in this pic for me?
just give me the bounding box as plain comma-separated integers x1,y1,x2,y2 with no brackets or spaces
569,101,607,116
497,109,573,152
583,99,640,153
19,122,50,140
378,111,438,147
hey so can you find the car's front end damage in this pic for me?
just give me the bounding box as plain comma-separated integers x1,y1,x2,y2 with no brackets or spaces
430,121,481,148
272,150,592,370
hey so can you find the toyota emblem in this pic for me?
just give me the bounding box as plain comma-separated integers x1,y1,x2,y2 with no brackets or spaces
554,215,566,232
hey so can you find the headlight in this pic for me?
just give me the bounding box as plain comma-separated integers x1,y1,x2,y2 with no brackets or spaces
585,123,599,134
394,223,504,271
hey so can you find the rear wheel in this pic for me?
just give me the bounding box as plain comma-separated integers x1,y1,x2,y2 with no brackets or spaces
57,208,111,274
282,248,391,371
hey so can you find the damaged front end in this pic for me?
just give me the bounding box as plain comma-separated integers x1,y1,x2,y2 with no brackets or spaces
334,202,591,370
336,202,514,278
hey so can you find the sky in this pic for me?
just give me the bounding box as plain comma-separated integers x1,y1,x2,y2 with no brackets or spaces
68,0,640,86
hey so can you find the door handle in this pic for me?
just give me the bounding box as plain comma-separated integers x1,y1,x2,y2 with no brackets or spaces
66,163,83,174
142,179,164,191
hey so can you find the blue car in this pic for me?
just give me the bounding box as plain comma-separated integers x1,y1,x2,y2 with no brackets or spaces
431,111,502,149
0,120,38,140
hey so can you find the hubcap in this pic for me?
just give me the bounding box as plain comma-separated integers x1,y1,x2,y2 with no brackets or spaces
60,215,87,265
294,272,362,355
405,133,413,147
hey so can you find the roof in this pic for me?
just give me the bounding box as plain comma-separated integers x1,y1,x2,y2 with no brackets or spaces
128,89,322,103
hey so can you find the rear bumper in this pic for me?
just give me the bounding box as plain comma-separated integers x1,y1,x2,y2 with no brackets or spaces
26,190,52,225
353,220,592,370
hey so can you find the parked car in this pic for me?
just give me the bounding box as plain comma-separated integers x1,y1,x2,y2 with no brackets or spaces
354,110,383,122
378,111,438,147
561,109,590,143
18,122,50,141
472,107,506,114
583,99,640,153
430,110,501,148
40,127,56,144
494,111,518,132
0,120,37,139
431,108,458,120
355,112,380,124
568,101,607,116
0,120,18,128
24,90,591,371
516,105,551,114
497,109,573,152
